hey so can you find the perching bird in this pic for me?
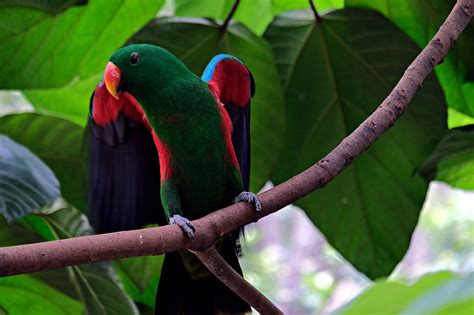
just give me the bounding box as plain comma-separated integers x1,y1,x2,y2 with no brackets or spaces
88,43,258,314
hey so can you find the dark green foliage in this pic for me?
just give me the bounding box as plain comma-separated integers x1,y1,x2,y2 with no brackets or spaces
0,0,472,312
0,136,59,221
346,0,474,116
0,0,87,13
264,8,447,278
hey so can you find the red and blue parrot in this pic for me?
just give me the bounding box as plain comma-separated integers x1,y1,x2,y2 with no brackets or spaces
87,45,258,314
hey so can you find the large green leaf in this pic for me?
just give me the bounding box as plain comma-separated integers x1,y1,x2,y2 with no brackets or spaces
0,274,83,315
345,0,474,116
0,113,86,210
172,0,344,35
265,9,447,279
420,125,474,190
12,202,138,315
273,0,344,14
0,0,163,89
336,271,474,315
0,0,87,13
31,204,139,315
25,74,101,126
173,0,273,35
0,135,59,221
129,17,285,191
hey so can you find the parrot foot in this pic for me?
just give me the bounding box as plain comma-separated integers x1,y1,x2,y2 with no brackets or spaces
234,191,261,212
170,215,195,239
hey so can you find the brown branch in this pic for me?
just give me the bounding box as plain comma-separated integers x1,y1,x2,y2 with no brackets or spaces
310,0,322,23
191,248,283,314
220,0,240,35
0,0,471,285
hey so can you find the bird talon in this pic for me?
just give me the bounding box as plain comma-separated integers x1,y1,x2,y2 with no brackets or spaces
170,214,195,239
234,191,261,212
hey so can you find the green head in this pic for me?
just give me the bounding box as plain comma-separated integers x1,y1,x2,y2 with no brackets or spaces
104,44,194,106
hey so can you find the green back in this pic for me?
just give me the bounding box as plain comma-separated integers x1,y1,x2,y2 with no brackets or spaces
110,44,241,218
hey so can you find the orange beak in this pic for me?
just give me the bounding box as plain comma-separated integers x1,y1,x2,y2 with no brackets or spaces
104,62,122,100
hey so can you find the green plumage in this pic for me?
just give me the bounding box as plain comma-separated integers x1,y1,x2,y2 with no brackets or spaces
108,44,249,314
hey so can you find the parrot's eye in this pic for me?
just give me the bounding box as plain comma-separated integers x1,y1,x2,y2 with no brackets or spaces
130,52,139,66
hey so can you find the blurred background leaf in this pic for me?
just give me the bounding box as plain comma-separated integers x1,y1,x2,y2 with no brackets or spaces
420,125,474,190
0,136,59,222
0,274,83,315
0,113,86,210
335,271,474,315
0,0,164,89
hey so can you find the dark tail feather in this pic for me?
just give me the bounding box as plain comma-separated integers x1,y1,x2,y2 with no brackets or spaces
155,237,251,314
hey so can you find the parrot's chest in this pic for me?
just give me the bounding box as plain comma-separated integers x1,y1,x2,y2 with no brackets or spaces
169,126,233,218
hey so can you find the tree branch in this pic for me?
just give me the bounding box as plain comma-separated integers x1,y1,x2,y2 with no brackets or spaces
220,0,240,35
0,0,471,290
191,248,283,314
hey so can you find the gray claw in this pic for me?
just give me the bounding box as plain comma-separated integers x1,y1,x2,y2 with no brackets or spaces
234,191,261,212
170,215,195,239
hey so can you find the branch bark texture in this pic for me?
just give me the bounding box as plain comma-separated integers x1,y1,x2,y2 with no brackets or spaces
0,0,472,278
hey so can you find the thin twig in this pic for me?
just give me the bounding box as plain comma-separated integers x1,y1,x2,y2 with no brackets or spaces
220,0,240,35
310,0,322,23
0,0,471,284
191,248,283,314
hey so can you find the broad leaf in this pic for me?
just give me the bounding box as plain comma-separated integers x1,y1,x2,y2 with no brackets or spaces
273,0,343,14
0,0,164,89
420,125,474,190
25,74,101,126
34,204,139,315
336,271,474,315
0,113,86,210
173,0,273,35
265,9,447,278
0,274,83,315
129,17,286,191
0,135,59,221
0,0,87,13
345,0,474,116
16,202,139,315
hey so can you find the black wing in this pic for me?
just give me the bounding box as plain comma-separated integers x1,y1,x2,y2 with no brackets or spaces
86,84,166,233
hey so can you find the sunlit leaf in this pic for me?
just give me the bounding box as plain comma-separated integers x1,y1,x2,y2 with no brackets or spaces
420,125,474,190
173,0,273,35
0,0,164,89
0,274,83,315
336,271,474,315
273,0,343,14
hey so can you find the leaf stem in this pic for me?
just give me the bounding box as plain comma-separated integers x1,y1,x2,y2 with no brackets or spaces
220,0,240,35
310,0,322,23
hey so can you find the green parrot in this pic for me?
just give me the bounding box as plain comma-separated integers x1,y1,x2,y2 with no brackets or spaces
102,44,260,314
